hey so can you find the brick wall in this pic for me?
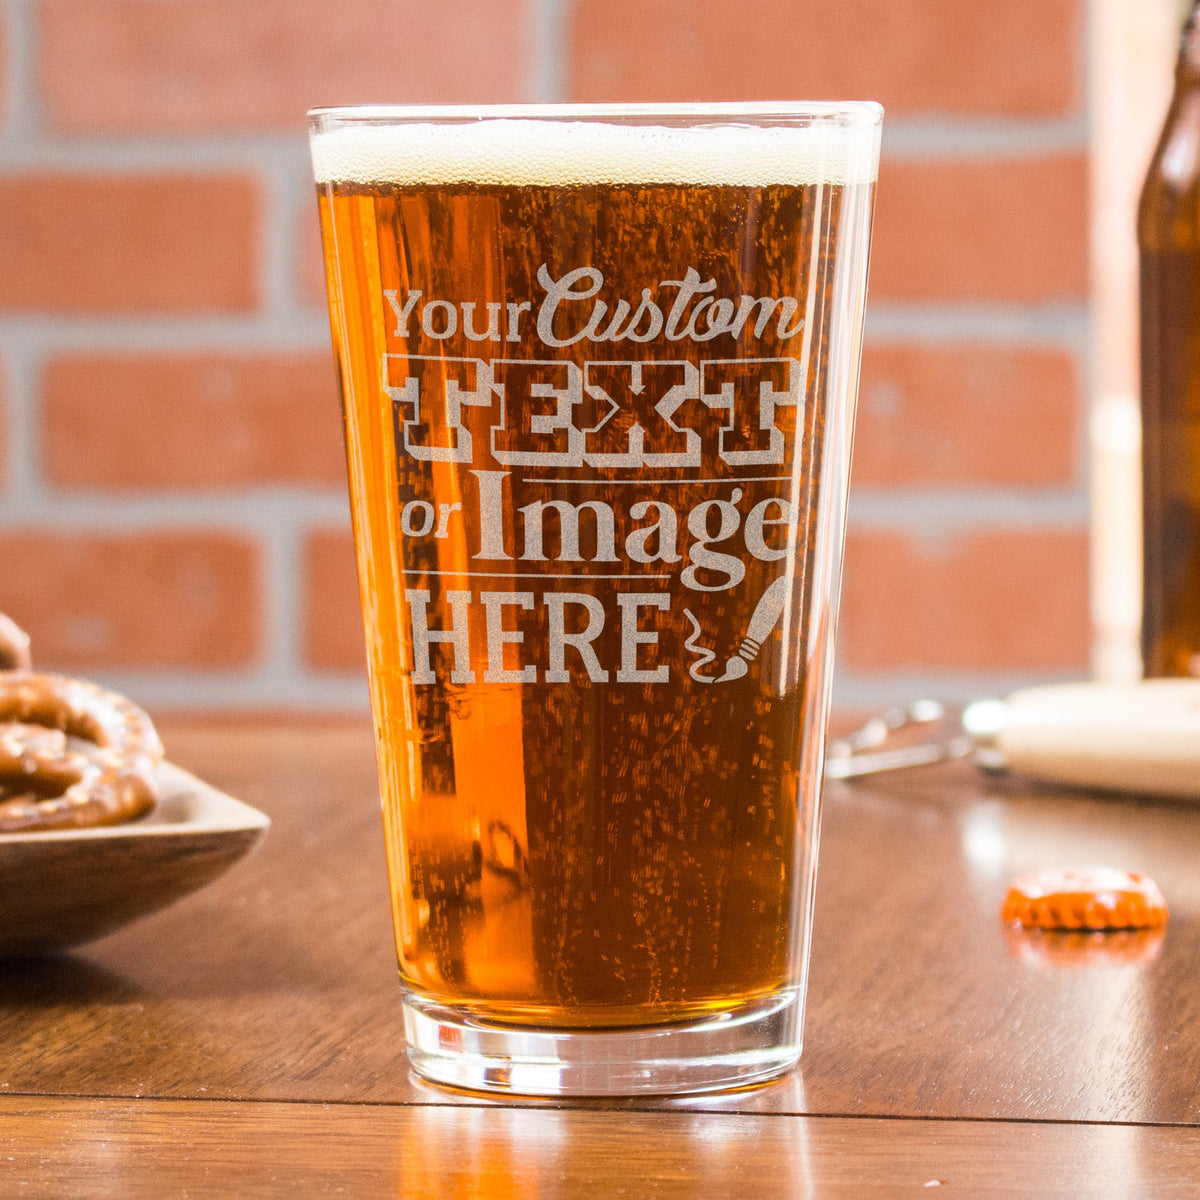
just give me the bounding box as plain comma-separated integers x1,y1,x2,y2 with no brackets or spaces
0,0,1092,711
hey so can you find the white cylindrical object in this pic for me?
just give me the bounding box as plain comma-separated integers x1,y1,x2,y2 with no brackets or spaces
971,679,1200,798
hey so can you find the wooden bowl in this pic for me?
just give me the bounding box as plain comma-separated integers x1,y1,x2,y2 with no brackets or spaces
0,762,269,957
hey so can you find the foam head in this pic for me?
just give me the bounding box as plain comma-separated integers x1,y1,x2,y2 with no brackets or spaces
310,110,882,189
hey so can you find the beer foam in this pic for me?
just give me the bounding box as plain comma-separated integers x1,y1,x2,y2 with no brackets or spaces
310,109,882,188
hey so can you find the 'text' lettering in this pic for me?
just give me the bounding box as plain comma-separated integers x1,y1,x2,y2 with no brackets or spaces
384,353,802,469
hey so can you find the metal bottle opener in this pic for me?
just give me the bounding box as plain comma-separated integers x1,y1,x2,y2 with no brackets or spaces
825,679,1200,801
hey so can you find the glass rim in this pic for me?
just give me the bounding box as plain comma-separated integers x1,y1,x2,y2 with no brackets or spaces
307,101,884,132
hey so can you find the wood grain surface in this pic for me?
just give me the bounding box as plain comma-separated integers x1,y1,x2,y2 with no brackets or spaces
0,719,1198,1190
1,1095,1198,1200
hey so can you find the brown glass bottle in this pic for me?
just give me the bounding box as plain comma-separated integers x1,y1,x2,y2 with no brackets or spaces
1140,1,1200,676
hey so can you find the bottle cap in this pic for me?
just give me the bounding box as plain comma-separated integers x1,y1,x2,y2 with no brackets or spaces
1001,866,1168,931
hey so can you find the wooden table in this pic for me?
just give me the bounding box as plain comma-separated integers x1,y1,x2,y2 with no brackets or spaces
2,719,1199,1197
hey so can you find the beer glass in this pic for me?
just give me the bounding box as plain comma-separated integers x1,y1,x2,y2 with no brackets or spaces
309,103,881,1095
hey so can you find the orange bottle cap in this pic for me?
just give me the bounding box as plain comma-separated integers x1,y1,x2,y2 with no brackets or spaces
1001,867,1168,931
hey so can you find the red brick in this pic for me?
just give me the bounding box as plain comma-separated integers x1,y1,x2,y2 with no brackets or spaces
0,531,262,669
838,529,1090,672
303,529,364,672
0,174,259,314
569,0,1081,116
39,0,532,134
854,345,1083,487
42,353,345,491
870,156,1089,304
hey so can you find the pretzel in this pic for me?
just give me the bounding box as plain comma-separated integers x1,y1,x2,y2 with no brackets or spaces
0,672,163,832
0,613,31,672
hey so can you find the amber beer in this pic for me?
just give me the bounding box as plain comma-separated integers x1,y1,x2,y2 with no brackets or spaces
310,105,880,1094
1141,3,1200,676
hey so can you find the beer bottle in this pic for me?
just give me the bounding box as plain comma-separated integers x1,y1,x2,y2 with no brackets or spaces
1139,0,1200,676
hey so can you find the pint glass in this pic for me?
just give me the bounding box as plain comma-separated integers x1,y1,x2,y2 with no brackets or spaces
309,103,881,1095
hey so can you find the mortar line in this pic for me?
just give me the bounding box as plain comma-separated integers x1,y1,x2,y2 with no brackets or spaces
254,142,316,324
865,303,1090,346
846,489,1088,529
880,115,1088,159
1,343,39,506
82,669,371,712
0,489,352,528
530,0,571,102
831,669,1091,710
0,0,39,139
255,505,308,688
0,315,332,353
0,133,313,170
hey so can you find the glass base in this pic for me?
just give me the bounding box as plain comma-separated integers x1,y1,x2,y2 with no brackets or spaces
403,989,802,1097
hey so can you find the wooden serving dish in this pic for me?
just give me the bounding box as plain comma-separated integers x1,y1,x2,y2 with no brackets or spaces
0,762,269,957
